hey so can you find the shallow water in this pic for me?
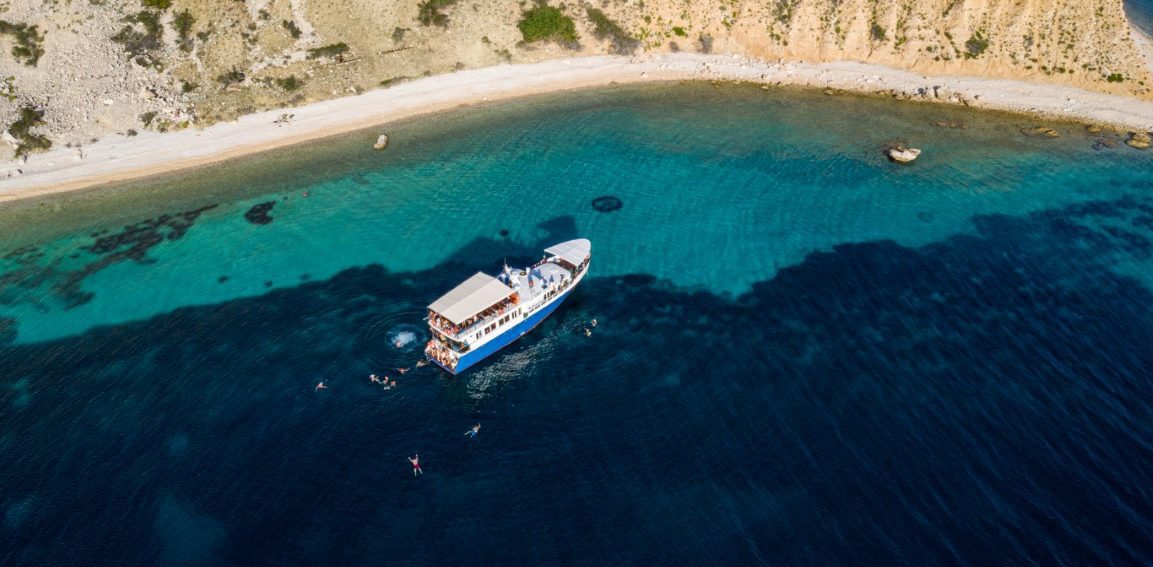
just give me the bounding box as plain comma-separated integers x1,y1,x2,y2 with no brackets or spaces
2,83,1153,564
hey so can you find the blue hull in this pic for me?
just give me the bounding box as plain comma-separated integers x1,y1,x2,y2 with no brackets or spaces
432,285,577,374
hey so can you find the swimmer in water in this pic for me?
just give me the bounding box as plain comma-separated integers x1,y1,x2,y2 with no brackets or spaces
409,454,422,476
370,374,381,384
591,318,597,327
584,328,592,337
398,367,409,375
465,423,480,438
415,360,429,368
315,381,327,391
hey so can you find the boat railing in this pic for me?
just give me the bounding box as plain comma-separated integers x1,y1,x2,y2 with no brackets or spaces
434,301,518,341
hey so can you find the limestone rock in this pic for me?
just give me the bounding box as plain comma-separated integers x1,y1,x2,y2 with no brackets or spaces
1020,126,1060,138
886,146,922,163
373,134,389,150
1126,132,1151,150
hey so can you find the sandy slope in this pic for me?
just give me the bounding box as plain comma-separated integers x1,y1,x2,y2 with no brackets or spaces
2,53,1152,203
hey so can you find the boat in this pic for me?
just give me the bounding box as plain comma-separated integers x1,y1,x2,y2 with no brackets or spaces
424,239,592,374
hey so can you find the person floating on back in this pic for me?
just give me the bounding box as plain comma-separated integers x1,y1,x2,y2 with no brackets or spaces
409,454,422,476
465,423,481,438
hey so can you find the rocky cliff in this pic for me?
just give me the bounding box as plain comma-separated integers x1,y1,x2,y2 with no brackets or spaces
1,0,1150,160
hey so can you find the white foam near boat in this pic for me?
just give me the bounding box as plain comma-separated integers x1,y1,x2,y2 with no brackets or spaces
424,239,591,374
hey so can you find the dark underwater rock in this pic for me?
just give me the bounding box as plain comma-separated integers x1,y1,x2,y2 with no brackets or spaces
244,202,276,225
0,317,16,345
592,196,623,213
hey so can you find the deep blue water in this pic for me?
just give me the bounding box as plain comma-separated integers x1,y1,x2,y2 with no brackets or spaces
3,84,1153,564
1127,0,1153,36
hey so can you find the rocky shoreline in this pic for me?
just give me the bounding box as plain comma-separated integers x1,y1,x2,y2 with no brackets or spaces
1,54,1151,203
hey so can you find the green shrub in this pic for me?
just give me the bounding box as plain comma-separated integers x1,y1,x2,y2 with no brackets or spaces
698,33,713,53
518,3,578,47
111,11,164,67
870,24,886,42
1,76,15,101
1106,72,1124,83
672,26,687,37
173,9,195,50
0,20,46,66
586,8,638,54
283,19,302,39
141,0,171,9
275,75,303,91
964,30,989,59
8,105,52,157
307,42,349,59
216,67,246,86
418,0,457,27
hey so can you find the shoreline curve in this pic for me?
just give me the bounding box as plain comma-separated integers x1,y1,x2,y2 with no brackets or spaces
3,53,1153,205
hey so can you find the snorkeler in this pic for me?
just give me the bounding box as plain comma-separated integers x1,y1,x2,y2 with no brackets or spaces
398,367,409,375
415,360,429,368
591,318,597,327
465,423,480,438
409,454,422,476
315,381,327,391
584,328,592,337
369,374,381,384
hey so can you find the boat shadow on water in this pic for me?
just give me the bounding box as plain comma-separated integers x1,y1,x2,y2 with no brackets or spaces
3,201,1153,563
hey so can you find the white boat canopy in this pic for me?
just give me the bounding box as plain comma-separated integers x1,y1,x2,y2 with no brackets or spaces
544,239,591,267
428,272,515,325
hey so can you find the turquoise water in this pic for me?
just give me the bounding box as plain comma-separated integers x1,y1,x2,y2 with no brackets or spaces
3,84,1150,344
3,83,1153,563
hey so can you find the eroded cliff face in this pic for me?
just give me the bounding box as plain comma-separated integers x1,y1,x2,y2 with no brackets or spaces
643,0,1153,92
1,0,1150,159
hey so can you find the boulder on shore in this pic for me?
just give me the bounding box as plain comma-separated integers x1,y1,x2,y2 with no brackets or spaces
1126,131,1151,150
373,134,389,150
886,146,922,163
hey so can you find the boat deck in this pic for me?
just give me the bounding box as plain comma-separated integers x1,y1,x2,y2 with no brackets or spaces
509,261,572,302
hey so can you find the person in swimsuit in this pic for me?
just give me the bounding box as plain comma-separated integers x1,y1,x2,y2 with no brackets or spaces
416,360,429,368
315,381,327,391
409,454,422,476
465,423,480,438
370,374,381,384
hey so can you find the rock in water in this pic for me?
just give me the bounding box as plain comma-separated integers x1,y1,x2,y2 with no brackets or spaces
373,134,389,150
244,202,276,225
886,146,922,164
1019,126,1060,138
1126,132,1151,150
591,196,624,212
